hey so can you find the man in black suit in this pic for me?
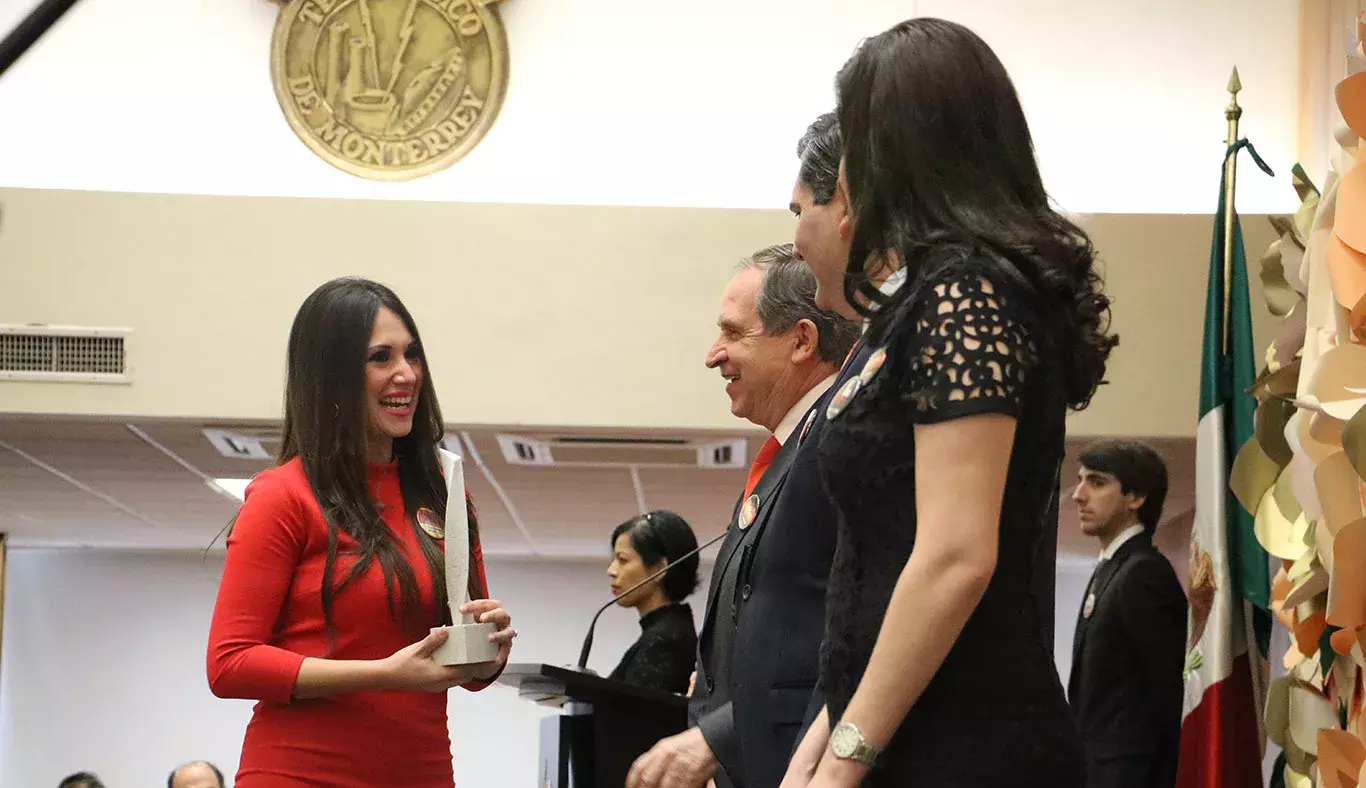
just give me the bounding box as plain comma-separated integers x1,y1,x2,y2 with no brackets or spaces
1068,439,1188,788
627,113,862,788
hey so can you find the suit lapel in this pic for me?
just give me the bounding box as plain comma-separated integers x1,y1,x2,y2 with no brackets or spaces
700,506,747,644
1071,564,1100,683
699,431,802,644
731,431,802,559
794,342,870,446
1090,537,1144,609
1071,561,1108,677
703,493,745,603
833,341,870,393
1071,536,1150,671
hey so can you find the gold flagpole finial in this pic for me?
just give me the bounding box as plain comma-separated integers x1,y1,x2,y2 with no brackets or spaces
1221,66,1242,356
1226,66,1243,128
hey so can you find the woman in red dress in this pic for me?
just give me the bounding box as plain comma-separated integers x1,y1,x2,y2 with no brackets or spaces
207,277,516,787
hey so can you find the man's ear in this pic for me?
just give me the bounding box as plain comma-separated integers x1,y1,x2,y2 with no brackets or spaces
1125,491,1147,517
790,319,819,364
835,170,852,241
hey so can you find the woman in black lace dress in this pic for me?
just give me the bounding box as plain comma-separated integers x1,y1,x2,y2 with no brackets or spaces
781,18,1116,788
606,510,700,694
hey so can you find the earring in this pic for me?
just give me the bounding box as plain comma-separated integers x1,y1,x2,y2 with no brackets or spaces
333,403,340,415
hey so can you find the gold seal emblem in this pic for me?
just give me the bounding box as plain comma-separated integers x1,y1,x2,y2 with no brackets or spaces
271,0,510,180
415,507,444,539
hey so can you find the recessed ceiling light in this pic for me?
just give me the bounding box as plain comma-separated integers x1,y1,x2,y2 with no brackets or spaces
209,478,252,502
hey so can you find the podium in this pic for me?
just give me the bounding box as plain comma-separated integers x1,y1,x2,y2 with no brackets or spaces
498,663,689,788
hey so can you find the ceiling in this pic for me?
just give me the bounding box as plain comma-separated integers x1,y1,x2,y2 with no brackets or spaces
0,414,1195,561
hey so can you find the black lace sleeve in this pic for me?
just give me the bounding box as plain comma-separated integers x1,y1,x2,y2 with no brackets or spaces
891,262,1039,423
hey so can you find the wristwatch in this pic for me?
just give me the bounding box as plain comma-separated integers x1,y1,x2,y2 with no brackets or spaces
829,721,880,766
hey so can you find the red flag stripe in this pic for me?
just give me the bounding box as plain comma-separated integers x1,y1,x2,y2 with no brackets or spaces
1176,654,1263,787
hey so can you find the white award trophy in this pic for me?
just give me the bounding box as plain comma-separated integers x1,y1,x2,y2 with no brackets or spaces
430,448,500,666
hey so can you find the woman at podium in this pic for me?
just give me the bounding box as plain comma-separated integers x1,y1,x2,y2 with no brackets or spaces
605,510,700,694
206,277,516,788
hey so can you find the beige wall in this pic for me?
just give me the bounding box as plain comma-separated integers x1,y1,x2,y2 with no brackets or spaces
1069,210,1281,436
0,188,1279,436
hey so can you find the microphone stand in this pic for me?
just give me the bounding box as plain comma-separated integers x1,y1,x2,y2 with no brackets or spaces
575,529,728,671
0,0,82,80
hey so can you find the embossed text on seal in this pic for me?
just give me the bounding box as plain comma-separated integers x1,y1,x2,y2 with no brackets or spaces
271,0,509,181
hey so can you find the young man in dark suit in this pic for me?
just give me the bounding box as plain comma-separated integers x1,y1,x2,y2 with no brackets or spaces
1069,439,1188,788
627,113,862,788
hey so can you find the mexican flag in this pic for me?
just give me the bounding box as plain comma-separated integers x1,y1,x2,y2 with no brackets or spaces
1176,141,1274,787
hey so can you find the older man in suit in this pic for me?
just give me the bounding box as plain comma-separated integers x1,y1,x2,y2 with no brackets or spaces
627,113,863,788
1069,439,1188,788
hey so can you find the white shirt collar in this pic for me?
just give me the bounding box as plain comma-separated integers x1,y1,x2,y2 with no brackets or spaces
862,268,907,332
1099,524,1146,561
879,268,906,296
773,373,837,445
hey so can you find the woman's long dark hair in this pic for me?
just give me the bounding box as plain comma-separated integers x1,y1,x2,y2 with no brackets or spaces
836,18,1116,409
276,277,480,644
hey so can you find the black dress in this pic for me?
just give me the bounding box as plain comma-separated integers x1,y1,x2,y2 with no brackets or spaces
818,256,1086,786
609,602,697,695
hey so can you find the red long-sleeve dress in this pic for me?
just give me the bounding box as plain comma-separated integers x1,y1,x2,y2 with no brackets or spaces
207,457,492,787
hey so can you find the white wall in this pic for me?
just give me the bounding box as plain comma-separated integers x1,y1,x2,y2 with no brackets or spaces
0,0,1301,214
0,548,1105,788
0,550,689,788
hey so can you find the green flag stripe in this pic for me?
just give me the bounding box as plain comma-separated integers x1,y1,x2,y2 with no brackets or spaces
1200,150,1271,616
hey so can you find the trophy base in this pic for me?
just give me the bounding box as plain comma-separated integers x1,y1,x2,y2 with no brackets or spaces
431,622,499,666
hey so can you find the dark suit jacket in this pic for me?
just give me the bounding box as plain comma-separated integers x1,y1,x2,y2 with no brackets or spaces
689,346,871,788
1068,534,1187,787
689,431,801,788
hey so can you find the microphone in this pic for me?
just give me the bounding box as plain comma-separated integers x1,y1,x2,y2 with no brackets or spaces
575,528,729,671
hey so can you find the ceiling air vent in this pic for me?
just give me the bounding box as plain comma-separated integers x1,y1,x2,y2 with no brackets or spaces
0,324,130,383
488,432,754,468
497,434,555,466
203,429,273,461
697,439,748,469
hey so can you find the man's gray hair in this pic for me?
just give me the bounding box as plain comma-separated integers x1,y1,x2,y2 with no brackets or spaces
738,244,859,365
796,112,841,205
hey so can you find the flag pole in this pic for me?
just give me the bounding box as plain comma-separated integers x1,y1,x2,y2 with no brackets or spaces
1222,67,1242,355
0,532,7,701
0,0,81,80
1222,65,1269,757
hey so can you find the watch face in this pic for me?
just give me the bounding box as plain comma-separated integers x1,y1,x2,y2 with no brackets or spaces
830,724,856,757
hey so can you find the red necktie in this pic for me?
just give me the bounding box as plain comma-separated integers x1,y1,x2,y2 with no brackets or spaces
743,436,781,500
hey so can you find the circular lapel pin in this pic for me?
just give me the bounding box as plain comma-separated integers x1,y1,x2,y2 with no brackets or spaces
859,347,888,386
826,377,862,420
415,507,444,540
739,495,760,530
1082,592,1096,619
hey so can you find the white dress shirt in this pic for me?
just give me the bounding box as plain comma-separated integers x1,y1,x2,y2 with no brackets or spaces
1099,524,1146,562
861,268,908,333
774,374,837,445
